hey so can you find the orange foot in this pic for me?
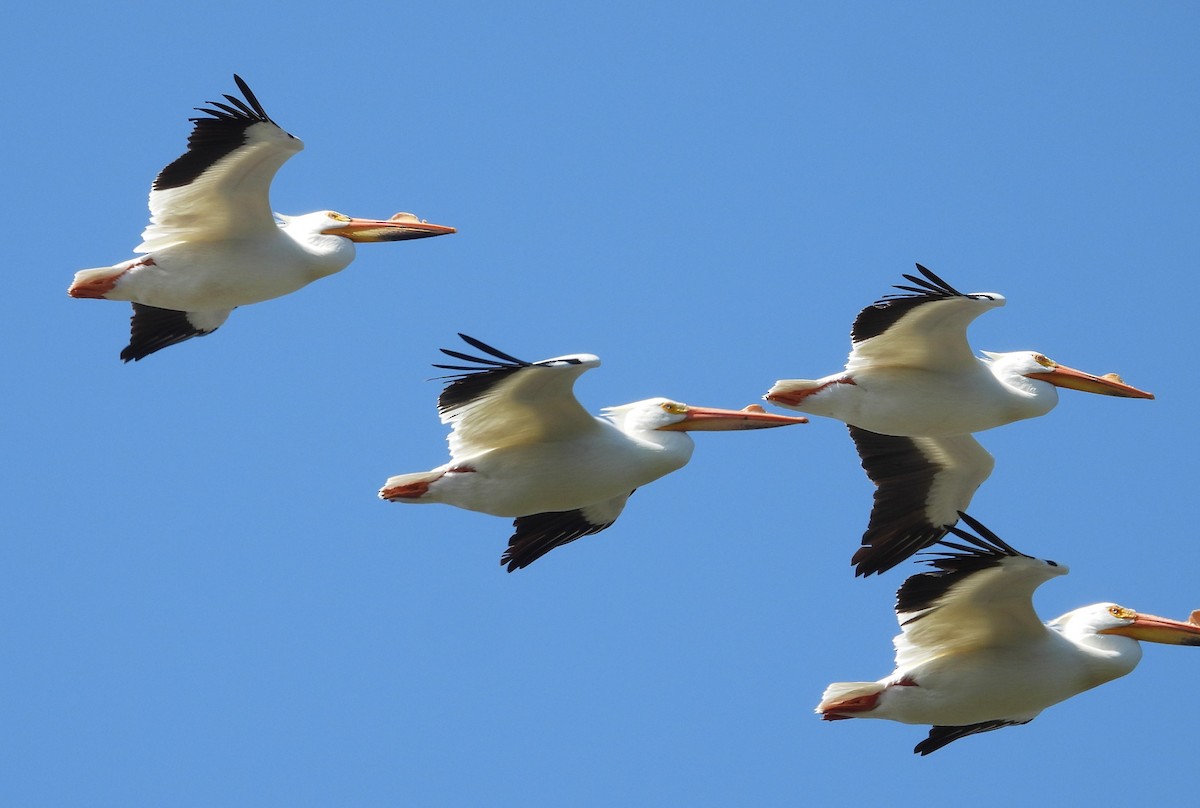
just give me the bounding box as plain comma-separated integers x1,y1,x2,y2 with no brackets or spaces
68,273,123,299
819,692,882,720
765,376,855,407
68,259,149,299
380,481,432,500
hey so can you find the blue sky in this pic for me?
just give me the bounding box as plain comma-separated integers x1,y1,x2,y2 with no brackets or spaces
4,3,1198,805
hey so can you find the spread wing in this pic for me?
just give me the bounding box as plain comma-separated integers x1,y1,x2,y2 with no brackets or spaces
137,75,303,252
120,304,231,362
891,513,1067,672
847,264,1005,374
848,428,995,576
433,334,603,460
500,493,632,572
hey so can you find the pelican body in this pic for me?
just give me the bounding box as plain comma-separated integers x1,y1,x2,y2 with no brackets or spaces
817,513,1200,755
765,265,1154,575
380,334,808,571
70,75,455,361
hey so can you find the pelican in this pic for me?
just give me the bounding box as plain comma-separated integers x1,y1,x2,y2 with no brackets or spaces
764,265,1153,575
69,75,455,361
816,512,1200,755
379,334,808,571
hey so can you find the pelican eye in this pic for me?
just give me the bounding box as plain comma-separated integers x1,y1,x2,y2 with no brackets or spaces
660,401,688,415
1033,353,1056,369
1108,605,1134,619
327,212,351,222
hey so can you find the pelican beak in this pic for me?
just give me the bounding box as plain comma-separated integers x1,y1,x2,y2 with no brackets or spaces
1101,611,1200,645
1026,364,1154,399
658,403,809,431
333,212,456,242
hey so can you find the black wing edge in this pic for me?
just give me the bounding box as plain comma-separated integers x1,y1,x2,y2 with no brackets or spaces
893,512,1034,623
848,426,955,577
153,74,289,192
432,333,534,415
120,303,218,362
914,719,1030,756
500,509,615,572
851,263,974,344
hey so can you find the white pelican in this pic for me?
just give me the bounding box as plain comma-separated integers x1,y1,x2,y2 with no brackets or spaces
379,334,808,571
764,265,1153,575
816,512,1200,755
69,75,455,361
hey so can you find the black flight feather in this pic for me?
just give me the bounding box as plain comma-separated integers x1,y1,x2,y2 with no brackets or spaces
851,263,990,344
153,74,291,192
432,334,533,414
915,720,1030,755
432,334,584,415
894,512,1034,623
501,508,616,572
847,426,954,577
121,303,217,362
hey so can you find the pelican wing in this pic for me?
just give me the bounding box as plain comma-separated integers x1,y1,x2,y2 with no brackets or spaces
914,720,1031,756
433,334,603,459
137,75,303,252
121,304,230,362
847,264,1005,373
500,492,632,571
892,513,1067,672
848,428,996,576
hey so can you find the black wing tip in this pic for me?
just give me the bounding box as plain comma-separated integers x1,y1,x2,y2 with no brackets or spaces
851,525,950,577
850,264,971,344
846,426,956,576
914,720,1028,755
152,75,284,192
201,74,273,123
433,334,535,413
893,513,1035,619
942,512,1029,560
120,303,217,361
883,263,964,300
500,510,610,572
434,334,531,372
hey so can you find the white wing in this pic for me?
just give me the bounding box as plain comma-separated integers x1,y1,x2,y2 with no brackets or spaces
137,76,303,252
892,516,1067,672
433,335,604,459
847,265,1005,374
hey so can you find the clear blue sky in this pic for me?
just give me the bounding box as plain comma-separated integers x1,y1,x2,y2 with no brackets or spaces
4,3,1198,805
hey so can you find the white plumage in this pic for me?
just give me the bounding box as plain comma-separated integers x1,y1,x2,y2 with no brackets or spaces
765,264,1153,575
816,513,1200,754
380,334,808,571
69,75,454,361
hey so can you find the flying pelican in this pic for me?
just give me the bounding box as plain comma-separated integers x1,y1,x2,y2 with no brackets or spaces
379,334,808,571
764,265,1153,575
69,75,456,361
816,512,1200,755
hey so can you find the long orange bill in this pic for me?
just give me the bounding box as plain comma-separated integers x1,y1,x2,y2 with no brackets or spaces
659,403,809,432
337,212,456,242
1102,612,1200,645
1026,364,1154,399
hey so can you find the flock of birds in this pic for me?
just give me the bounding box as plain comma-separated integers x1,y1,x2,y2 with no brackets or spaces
70,75,1197,756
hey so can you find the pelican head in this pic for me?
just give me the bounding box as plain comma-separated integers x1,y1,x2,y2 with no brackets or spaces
981,351,1155,399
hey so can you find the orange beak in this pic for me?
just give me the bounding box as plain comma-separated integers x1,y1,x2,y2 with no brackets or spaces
658,403,808,432
332,212,456,242
1026,364,1154,399
1101,611,1200,645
